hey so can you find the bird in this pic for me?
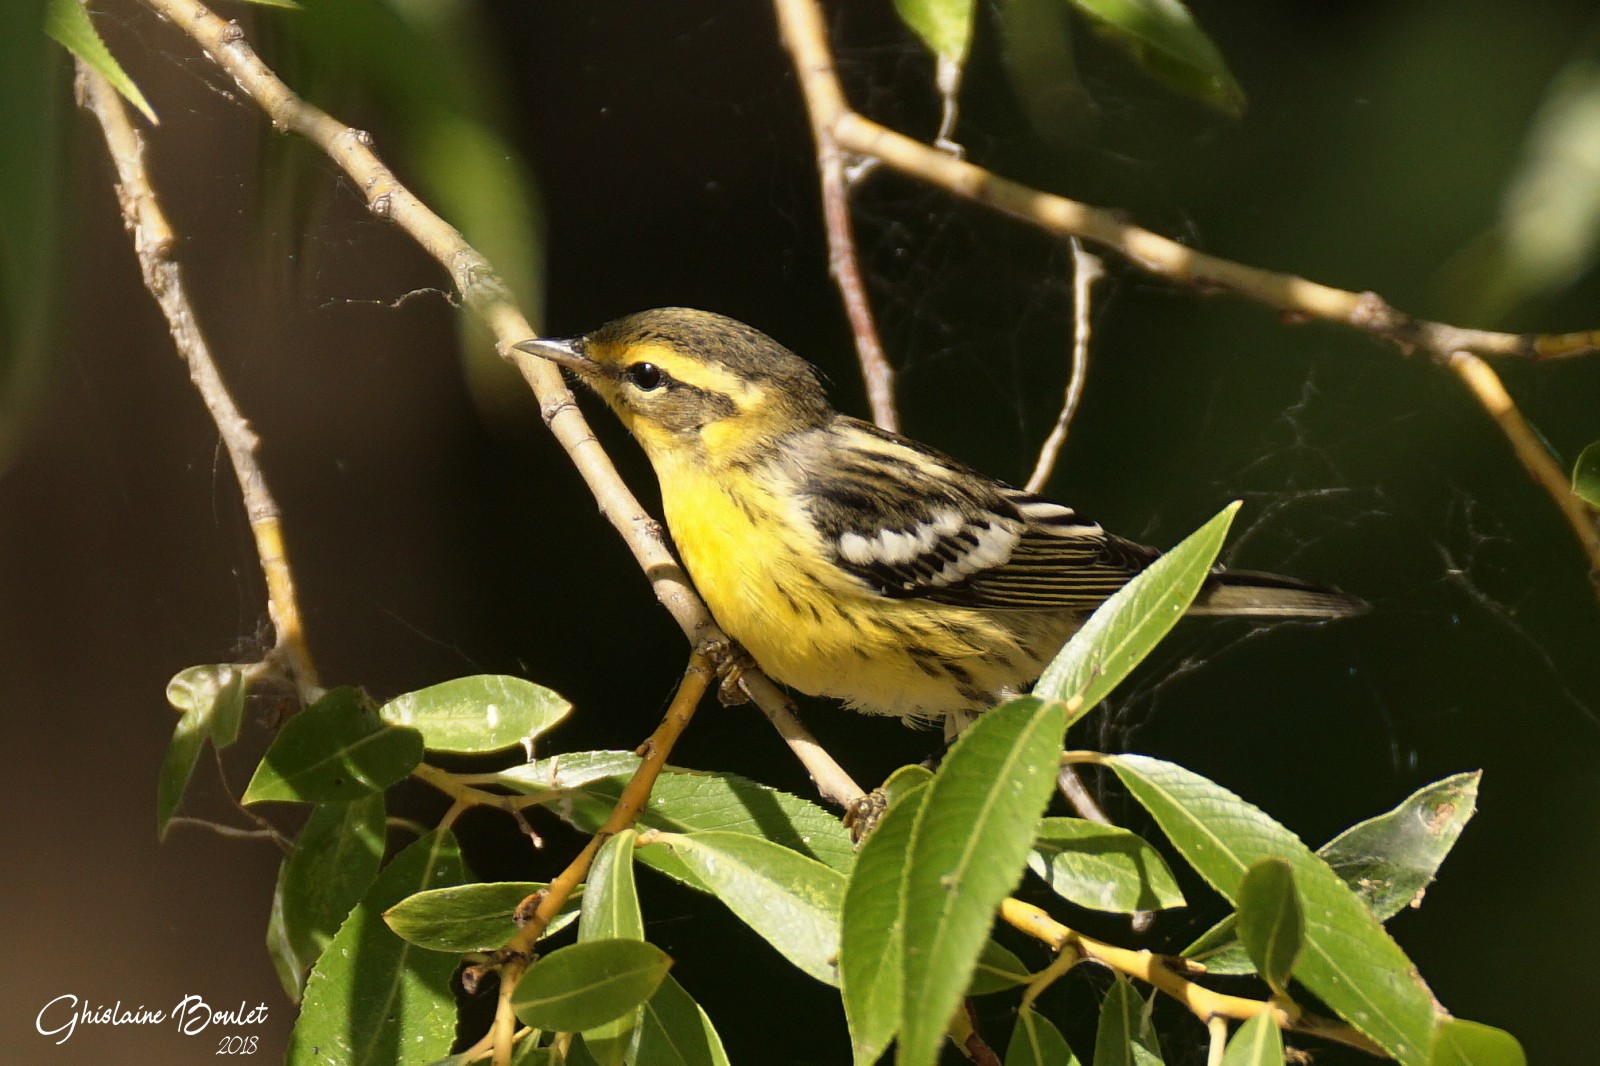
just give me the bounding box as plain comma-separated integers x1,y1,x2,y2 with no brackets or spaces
515,308,1363,732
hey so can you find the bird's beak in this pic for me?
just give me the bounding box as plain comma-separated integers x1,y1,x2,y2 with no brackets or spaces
512,336,598,374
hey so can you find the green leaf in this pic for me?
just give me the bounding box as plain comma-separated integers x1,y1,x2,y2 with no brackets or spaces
155,695,212,841
379,674,570,754
840,782,927,1065
893,0,976,64
1221,1014,1284,1066
1574,441,1600,508
899,696,1068,1066
628,973,732,1066
167,663,247,748
580,831,644,1066
1007,1007,1081,1066
44,0,156,123
1064,0,1244,115
1028,818,1185,913
494,750,643,791
969,939,1032,995
652,831,844,986
1092,974,1163,1066
1108,755,1440,1064
268,795,387,1000
997,0,1096,147
1184,772,1480,974
1426,1018,1526,1066
582,830,644,941
1320,771,1480,920
1235,859,1302,997
243,687,423,804
512,939,672,1033
499,755,855,884
1036,503,1237,725
879,763,935,806
383,881,580,953
287,829,466,1066
157,664,248,839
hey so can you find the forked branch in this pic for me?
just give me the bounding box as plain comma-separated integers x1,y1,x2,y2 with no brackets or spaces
772,0,1600,599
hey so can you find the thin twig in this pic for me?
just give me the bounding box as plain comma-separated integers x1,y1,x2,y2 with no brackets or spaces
1207,1015,1230,1066
1027,238,1103,493
998,898,1384,1058
483,652,714,1066
1442,350,1600,579
778,0,898,430
76,61,321,704
768,0,1600,600
137,0,864,810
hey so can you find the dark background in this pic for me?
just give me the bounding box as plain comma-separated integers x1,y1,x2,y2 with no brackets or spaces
3,1,1598,1063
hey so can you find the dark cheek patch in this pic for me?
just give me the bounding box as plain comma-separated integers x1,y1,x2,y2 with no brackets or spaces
648,384,737,434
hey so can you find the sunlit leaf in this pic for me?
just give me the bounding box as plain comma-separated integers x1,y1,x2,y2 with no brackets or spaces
1092,974,1163,1065
166,663,246,748
1028,818,1184,913
840,782,926,1065
157,664,246,838
45,0,156,122
1235,859,1302,997
1426,1018,1526,1066
580,831,643,1066
899,697,1067,1066
1065,0,1244,115
1221,1014,1284,1066
512,940,671,1033
379,674,570,754
499,756,855,884
268,795,385,1000
893,0,975,64
243,687,423,804
287,830,465,1065
653,831,843,986
1037,503,1237,725
155,699,211,842
383,881,580,953
1185,772,1480,973
1574,441,1600,508
1109,755,1440,1063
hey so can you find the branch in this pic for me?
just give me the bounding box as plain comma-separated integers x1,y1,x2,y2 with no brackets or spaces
137,0,864,810
770,0,1600,600
999,898,1385,1059
783,0,898,430
1027,239,1102,493
481,651,714,1066
1443,349,1600,570
76,61,321,703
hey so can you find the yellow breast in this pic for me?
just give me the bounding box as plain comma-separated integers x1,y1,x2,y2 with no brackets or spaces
651,456,1075,721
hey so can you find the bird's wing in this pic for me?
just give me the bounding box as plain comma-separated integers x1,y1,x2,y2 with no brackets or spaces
802,419,1157,611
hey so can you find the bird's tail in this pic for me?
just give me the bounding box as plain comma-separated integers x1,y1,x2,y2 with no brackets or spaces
1188,568,1367,620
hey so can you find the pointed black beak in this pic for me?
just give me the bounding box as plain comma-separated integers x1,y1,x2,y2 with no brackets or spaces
512,336,598,374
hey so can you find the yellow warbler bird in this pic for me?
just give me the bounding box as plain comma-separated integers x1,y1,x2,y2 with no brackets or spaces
516,308,1362,730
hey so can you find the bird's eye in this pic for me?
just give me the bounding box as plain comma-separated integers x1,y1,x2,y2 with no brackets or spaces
625,362,665,391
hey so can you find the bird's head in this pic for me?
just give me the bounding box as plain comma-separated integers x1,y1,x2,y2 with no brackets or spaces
515,308,834,468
